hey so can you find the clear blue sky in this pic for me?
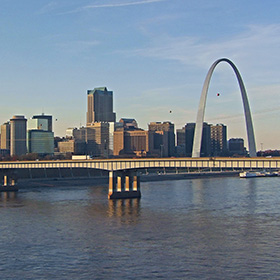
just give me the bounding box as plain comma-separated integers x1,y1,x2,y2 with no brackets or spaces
1,0,280,150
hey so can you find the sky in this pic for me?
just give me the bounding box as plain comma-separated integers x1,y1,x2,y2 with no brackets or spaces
1,0,280,150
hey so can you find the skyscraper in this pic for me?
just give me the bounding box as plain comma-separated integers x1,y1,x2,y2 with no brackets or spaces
148,122,175,157
185,122,211,157
113,129,153,157
228,138,246,156
10,115,27,156
32,114,52,132
176,127,186,157
185,123,196,157
1,122,10,151
210,124,227,156
87,87,116,125
86,122,110,158
27,117,54,155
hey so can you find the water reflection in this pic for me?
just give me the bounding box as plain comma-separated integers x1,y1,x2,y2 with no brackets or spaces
245,179,257,215
107,198,141,223
0,191,17,201
191,179,205,206
0,191,19,208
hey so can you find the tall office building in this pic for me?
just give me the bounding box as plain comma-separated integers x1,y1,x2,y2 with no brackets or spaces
228,138,245,155
87,87,116,125
176,127,186,157
176,128,185,147
27,118,48,131
210,124,227,156
32,114,52,132
27,117,54,155
86,122,110,158
185,123,195,157
114,129,153,157
185,122,211,157
10,115,27,156
148,122,175,157
27,131,54,155
108,122,123,156
1,122,10,151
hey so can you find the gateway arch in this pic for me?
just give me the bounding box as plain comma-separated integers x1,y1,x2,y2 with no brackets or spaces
192,58,257,158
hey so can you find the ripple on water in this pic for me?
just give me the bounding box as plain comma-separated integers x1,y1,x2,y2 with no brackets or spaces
0,177,279,279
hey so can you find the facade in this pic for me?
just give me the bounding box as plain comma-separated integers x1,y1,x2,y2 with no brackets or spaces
228,138,245,155
148,122,175,157
176,127,186,156
113,130,125,156
113,129,153,157
87,87,116,125
185,123,195,157
119,118,138,130
10,115,27,156
1,122,10,151
108,122,123,156
27,117,54,155
58,139,86,155
27,118,48,131
73,127,87,142
185,122,211,157
86,122,110,158
176,128,185,147
27,130,54,154
210,124,227,156
58,140,75,154
32,114,52,132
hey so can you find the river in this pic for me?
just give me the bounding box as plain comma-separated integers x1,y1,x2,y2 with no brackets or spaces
0,176,280,279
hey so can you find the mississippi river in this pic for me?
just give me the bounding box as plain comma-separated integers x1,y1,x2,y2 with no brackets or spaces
1,176,280,279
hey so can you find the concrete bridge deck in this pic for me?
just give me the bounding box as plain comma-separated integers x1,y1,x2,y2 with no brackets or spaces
0,157,280,171
1,157,279,198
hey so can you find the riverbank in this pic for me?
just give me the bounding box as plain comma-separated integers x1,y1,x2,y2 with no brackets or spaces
17,171,239,188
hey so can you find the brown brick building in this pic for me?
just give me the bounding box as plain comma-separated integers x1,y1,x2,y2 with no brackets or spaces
114,129,154,157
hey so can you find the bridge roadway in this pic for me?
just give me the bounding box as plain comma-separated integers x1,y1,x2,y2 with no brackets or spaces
1,157,280,199
0,157,280,171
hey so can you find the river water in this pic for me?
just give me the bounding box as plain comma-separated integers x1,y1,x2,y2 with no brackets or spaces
1,176,280,279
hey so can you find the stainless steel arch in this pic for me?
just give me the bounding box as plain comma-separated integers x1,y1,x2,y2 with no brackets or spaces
192,58,257,157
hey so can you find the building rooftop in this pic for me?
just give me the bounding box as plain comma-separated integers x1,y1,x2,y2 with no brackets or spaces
11,115,26,120
87,87,109,94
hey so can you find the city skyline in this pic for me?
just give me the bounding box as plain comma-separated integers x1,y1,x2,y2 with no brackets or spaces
1,1,280,149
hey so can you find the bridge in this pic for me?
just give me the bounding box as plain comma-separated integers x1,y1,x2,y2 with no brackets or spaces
1,157,280,198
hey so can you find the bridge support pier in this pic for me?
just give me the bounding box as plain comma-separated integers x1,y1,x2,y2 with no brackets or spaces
108,170,141,199
1,170,18,192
